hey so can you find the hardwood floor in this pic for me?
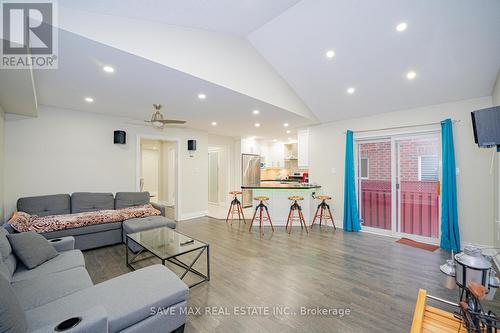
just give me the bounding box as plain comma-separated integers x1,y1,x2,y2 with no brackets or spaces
83,217,500,332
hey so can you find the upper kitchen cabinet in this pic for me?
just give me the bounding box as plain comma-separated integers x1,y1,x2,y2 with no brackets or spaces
298,129,309,168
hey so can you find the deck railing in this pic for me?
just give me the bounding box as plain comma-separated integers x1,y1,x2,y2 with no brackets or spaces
360,180,439,238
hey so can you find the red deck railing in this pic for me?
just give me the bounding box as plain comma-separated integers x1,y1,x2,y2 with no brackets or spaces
360,180,439,238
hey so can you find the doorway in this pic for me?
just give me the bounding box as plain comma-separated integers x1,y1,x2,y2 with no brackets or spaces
356,132,441,242
139,138,178,220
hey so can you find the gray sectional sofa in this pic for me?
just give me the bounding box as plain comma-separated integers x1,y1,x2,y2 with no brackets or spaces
0,229,188,333
10,192,175,250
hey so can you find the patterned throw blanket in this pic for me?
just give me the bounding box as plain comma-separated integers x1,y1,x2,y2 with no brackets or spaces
8,204,161,233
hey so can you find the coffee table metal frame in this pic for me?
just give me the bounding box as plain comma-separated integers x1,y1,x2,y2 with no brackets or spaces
125,228,210,288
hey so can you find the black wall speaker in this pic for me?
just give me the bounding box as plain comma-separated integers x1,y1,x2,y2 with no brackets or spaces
114,130,126,144
187,139,197,151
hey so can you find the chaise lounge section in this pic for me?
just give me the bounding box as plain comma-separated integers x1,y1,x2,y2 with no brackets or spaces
0,228,188,333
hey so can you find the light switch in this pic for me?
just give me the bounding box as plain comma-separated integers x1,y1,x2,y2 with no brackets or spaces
456,167,460,175
331,168,336,174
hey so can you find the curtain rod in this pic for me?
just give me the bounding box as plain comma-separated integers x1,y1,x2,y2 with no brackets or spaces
344,119,460,134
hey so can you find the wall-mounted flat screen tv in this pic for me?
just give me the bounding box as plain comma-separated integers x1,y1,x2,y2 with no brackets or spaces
471,106,500,148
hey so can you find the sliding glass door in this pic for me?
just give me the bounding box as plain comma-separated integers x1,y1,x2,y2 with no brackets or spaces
357,132,441,240
358,139,393,233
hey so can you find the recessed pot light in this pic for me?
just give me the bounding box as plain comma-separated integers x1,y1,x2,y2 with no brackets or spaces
84,97,94,103
102,65,114,73
406,70,417,80
326,50,335,58
252,109,260,115
347,87,355,94
198,93,206,99
396,22,407,32
211,121,217,126
286,130,291,134
254,123,261,128
283,123,289,127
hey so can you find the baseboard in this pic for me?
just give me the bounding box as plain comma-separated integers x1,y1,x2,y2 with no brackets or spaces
179,210,208,221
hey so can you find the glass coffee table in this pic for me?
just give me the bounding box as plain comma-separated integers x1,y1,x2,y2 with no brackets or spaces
126,227,210,288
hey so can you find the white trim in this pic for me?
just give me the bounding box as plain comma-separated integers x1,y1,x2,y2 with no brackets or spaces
179,210,208,221
136,134,181,221
360,157,369,180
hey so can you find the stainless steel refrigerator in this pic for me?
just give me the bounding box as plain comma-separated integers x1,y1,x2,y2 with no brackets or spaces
241,154,261,207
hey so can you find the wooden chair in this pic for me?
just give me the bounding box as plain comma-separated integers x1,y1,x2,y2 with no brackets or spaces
410,289,464,332
225,191,245,225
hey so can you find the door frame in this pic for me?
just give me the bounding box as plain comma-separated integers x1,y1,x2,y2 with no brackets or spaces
355,129,442,243
136,135,181,221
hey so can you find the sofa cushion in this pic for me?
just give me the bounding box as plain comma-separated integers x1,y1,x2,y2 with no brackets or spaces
0,274,27,333
12,267,93,311
25,265,188,333
12,250,84,282
0,228,12,260
7,232,58,269
17,194,71,217
5,254,17,279
71,192,115,213
0,260,11,282
115,192,150,209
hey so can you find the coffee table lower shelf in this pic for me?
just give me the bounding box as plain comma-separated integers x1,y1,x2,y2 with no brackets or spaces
126,237,210,288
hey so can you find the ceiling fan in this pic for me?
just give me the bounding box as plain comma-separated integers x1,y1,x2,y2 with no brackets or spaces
144,104,186,129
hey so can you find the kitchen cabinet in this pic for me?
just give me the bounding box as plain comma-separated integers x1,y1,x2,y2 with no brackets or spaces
298,129,309,168
261,142,284,168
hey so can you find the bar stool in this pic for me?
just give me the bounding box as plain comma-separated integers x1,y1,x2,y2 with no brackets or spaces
311,195,336,230
285,196,308,234
225,191,245,225
249,196,274,235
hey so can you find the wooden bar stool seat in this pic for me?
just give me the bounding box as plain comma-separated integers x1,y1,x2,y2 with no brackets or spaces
285,196,308,234
249,197,274,235
225,191,245,225
311,195,336,230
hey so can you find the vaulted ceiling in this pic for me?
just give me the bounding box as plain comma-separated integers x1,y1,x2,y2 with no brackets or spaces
1,0,499,139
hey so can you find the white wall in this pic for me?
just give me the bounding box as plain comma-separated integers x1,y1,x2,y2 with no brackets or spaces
308,96,495,246
4,106,208,221
492,70,500,105
493,70,500,247
208,134,239,204
0,107,4,222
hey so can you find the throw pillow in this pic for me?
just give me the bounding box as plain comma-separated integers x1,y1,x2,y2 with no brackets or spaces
7,212,32,233
0,274,27,333
7,232,58,269
0,228,12,260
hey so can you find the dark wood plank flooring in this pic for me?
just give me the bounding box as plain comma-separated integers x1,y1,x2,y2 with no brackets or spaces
83,217,500,332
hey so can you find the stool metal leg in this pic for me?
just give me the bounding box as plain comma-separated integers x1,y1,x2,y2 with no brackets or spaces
264,206,274,232
249,206,258,232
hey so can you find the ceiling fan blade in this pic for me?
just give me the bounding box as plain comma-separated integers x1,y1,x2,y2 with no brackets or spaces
160,120,186,124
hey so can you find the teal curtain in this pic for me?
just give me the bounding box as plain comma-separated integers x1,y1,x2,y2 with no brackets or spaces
343,130,361,231
440,119,460,252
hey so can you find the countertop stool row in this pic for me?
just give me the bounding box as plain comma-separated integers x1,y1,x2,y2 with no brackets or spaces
225,192,336,235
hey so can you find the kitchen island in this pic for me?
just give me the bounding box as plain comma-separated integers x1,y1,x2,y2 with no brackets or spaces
241,183,322,226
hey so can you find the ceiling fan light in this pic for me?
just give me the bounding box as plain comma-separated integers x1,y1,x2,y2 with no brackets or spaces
152,121,164,129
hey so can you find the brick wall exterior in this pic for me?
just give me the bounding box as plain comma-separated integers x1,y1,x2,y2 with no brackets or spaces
360,138,439,181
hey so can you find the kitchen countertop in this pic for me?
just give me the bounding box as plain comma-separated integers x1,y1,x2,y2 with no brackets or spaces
241,183,321,189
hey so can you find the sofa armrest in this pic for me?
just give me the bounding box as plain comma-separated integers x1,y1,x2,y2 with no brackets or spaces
48,236,75,252
151,202,167,217
31,306,108,333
